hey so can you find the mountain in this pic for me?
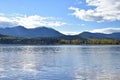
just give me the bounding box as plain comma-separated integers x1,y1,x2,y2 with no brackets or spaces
0,34,8,37
0,26,119,40
0,26,64,38
109,33,120,40
79,32,120,40
79,32,108,39
0,28,119,44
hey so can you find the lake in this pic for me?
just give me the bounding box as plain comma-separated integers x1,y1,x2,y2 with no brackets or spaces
0,45,120,80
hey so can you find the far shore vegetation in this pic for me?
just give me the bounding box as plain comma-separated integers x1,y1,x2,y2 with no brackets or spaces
0,37,120,45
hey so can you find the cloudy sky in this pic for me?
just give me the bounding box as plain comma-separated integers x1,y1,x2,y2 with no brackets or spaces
0,0,120,34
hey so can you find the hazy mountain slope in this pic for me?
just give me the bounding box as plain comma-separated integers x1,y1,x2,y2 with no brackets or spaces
79,32,120,40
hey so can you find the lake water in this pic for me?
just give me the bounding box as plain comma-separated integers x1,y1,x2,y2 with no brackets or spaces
0,45,120,80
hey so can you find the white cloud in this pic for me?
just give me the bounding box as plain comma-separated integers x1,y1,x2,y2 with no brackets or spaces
0,14,17,27
0,14,66,28
69,0,120,22
62,31,80,35
90,28,120,34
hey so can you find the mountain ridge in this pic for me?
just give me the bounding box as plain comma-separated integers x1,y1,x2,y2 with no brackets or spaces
0,26,120,40
0,26,64,38
79,32,120,40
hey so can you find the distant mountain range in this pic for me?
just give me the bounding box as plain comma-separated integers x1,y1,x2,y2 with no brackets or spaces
0,26,120,40
0,26,64,38
79,32,120,40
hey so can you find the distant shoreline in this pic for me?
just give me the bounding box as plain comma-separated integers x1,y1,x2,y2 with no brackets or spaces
0,44,120,46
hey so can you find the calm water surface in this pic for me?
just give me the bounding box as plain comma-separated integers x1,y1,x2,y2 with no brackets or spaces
0,45,120,80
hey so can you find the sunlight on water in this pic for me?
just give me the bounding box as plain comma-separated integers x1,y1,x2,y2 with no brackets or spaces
0,45,120,80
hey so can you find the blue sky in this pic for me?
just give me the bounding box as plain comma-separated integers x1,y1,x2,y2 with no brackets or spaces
0,0,120,34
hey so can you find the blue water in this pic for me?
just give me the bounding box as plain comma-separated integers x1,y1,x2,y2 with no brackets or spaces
0,45,120,80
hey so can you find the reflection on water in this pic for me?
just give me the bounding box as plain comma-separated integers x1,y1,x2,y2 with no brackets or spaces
0,45,120,80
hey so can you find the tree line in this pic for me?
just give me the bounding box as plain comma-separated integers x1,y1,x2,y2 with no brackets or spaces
0,37,120,45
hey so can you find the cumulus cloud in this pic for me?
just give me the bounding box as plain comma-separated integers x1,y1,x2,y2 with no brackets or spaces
69,0,120,22
0,13,66,28
90,28,120,34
